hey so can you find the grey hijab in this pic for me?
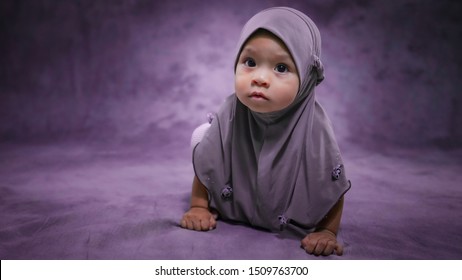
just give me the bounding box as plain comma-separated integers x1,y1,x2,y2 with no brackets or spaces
193,7,350,232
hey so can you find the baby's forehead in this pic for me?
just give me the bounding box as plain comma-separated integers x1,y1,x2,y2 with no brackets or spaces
239,29,295,61
240,44,292,62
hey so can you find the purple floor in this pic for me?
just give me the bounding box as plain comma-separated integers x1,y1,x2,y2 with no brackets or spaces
1,139,461,260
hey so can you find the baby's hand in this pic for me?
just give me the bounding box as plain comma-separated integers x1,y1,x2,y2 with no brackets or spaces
180,207,217,231
301,229,343,256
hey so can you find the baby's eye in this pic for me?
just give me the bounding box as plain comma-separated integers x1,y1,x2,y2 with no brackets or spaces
244,58,256,67
275,64,288,73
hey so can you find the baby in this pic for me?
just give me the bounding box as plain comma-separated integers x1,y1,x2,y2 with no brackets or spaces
181,7,351,256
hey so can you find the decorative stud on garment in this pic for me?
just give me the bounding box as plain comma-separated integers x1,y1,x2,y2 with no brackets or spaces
313,54,324,85
221,186,233,200
331,164,343,181
278,215,289,231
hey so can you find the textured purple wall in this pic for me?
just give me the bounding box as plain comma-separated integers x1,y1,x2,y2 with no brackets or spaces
1,0,461,147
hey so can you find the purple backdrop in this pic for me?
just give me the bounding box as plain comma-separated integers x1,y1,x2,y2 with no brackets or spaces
1,0,461,147
1,0,462,260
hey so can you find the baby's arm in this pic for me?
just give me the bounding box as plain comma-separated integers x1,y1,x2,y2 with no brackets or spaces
301,196,344,256
180,176,217,231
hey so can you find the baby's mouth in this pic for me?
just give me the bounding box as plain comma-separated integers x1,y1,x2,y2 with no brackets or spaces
250,92,269,100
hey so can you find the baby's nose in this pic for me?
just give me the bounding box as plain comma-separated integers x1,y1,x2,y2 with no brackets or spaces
252,69,270,87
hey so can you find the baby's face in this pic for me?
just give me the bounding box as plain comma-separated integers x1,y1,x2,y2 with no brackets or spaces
235,31,299,113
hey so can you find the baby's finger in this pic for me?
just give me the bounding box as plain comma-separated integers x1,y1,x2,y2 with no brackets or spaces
180,219,187,228
301,239,315,254
193,219,202,231
335,243,344,256
209,216,217,230
322,240,336,256
186,219,195,230
313,240,327,255
200,219,210,231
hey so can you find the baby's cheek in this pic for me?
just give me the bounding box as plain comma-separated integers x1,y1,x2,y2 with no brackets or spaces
281,86,297,102
234,74,247,95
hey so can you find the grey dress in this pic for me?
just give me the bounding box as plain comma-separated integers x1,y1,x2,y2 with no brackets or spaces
193,7,351,233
